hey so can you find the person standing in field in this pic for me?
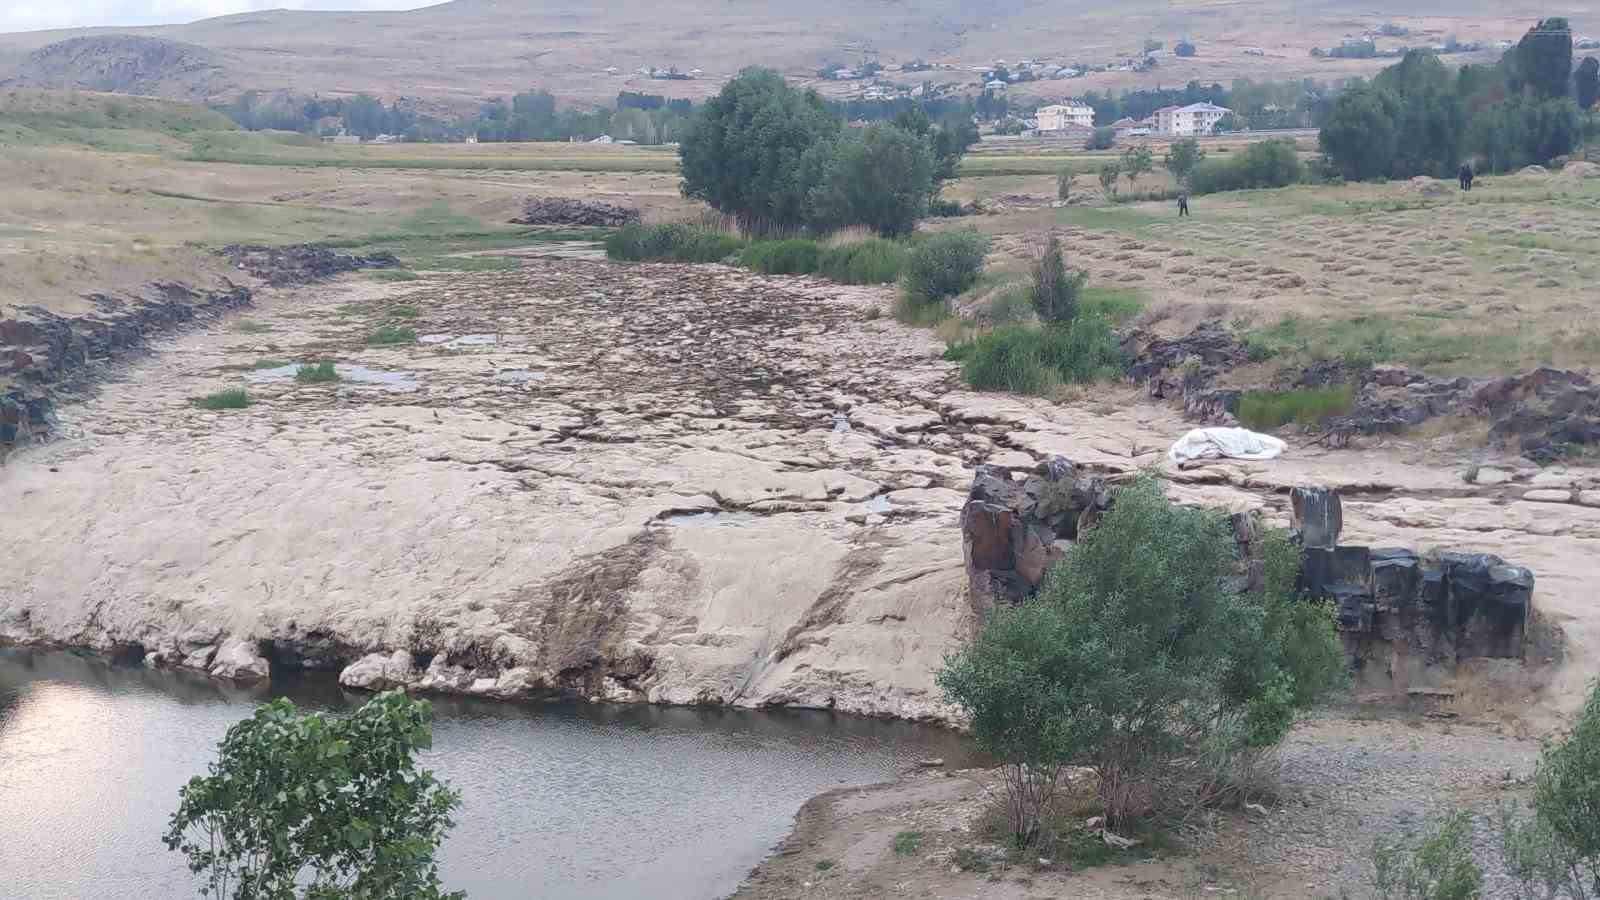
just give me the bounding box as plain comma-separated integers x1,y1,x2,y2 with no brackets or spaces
1459,164,1474,191
1177,191,1190,217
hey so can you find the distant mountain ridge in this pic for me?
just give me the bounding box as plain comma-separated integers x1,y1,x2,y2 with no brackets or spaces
0,0,1574,109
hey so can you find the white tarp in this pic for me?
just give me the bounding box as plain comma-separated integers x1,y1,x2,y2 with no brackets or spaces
1169,427,1287,464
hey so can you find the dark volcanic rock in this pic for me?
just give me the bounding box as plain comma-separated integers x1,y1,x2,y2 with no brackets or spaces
511,197,642,228
1472,368,1600,463
961,457,1108,612
217,244,401,287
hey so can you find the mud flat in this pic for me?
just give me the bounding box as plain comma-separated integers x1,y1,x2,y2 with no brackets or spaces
2,257,1597,728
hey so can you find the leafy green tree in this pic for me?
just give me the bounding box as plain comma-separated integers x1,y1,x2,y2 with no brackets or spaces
1056,166,1074,201
1028,234,1087,324
892,106,977,189
1320,83,1401,180
1098,161,1121,196
679,68,842,230
1508,18,1573,100
808,123,935,237
164,691,463,900
1120,145,1154,190
1375,52,1466,177
1576,57,1599,110
1164,137,1206,184
940,480,1344,835
1534,681,1600,877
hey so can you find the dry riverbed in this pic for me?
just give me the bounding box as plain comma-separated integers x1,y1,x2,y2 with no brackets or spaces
4,251,1599,896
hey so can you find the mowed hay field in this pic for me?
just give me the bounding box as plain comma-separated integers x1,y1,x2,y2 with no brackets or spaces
5,90,1600,378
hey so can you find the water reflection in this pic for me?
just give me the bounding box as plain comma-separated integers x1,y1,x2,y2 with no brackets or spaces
0,649,974,899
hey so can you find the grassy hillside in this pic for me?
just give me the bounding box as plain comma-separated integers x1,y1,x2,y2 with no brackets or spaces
0,88,236,152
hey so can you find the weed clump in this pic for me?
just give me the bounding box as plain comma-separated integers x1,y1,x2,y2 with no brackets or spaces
294,361,339,383
1236,385,1355,430
389,305,420,318
893,831,923,855
818,238,906,284
740,239,821,275
605,222,743,263
366,326,417,346
946,319,1124,395
193,389,251,410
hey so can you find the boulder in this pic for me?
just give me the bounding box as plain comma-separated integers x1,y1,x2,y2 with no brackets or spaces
339,650,418,691
209,637,270,682
510,197,641,227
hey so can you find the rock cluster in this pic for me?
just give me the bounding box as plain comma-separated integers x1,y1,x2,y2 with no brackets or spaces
1473,368,1600,464
217,244,400,287
960,456,1110,610
1289,487,1533,685
510,197,642,228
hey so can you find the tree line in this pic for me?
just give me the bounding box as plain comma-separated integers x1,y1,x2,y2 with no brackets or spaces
1320,18,1599,178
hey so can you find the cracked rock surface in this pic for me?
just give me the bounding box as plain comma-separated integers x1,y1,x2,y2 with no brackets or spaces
3,257,1598,725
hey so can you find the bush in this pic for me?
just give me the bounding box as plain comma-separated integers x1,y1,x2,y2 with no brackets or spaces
1029,235,1088,324
817,239,907,284
165,691,463,900
192,389,251,410
893,831,924,855
1056,167,1074,201
1189,139,1303,194
741,238,822,275
901,229,988,312
927,198,968,218
949,318,1124,395
1236,385,1355,430
605,222,744,263
1372,812,1483,900
294,361,339,384
1086,126,1117,150
940,479,1346,839
366,325,417,345
1533,681,1600,871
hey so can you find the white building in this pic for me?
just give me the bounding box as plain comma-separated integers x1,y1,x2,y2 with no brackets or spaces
1035,103,1095,132
1155,102,1232,136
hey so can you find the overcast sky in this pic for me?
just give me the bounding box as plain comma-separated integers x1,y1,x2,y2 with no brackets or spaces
2,1,437,34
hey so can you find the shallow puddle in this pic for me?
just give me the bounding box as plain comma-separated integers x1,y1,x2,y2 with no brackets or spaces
245,364,419,391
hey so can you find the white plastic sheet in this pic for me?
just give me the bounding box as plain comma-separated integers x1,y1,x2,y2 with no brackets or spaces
1168,427,1287,464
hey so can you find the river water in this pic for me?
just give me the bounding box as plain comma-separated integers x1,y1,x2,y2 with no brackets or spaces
0,649,974,899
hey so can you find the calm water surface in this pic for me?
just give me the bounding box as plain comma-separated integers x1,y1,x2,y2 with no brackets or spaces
0,649,974,899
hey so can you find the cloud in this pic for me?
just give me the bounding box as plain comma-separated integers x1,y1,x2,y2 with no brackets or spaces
2,0,435,34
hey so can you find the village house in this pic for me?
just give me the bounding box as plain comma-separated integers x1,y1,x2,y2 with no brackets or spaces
1035,102,1095,133
1153,102,1232,136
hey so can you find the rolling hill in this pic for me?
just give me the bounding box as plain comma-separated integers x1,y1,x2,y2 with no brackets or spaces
0,0,1589,111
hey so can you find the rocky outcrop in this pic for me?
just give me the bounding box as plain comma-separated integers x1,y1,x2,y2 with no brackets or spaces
1473,368,1600,464
960,457,1110,611
510,197,641,228
0,35,232,100
217,245,401,287
1,282,252,459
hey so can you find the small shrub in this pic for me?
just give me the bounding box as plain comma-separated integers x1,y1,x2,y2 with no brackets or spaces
740,239,822,275
927,198,968,218
814,859,835,871
605,222,744,263
193,389,251,410
234,320,272,334
251,359,290,370
1372,812,1483,900
901,229,988,313
389,305,420,318
294,361,339,384
893,831,924,855
950,319,1125,395
817,238,907,284
1236,385,1355,430
1532,680,1600,869
1028,235,1088,325
367,325,417,346
1057,167,1074,201
1087,126,1117,150
951,846,993,873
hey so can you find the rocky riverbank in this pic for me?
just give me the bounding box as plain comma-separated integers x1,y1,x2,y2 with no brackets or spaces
2,255,1597,727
